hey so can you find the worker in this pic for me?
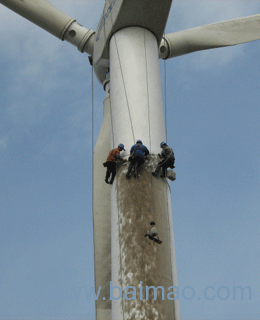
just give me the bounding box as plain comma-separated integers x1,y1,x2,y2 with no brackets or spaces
147,221,159,240
104,143,126,184
126,140,149,179
144,221,162,244
152,142,175,178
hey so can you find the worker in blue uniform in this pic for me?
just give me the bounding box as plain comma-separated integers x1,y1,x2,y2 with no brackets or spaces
126,140,149,179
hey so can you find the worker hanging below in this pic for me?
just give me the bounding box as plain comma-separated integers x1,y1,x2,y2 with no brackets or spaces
104,143,127,184
145,221,162,244
152,141,175,178
126,140,149,179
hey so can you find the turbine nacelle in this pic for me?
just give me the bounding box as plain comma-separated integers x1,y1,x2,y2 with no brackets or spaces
93,0,172,83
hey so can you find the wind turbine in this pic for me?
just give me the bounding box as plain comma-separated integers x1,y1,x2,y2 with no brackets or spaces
1,1,260,320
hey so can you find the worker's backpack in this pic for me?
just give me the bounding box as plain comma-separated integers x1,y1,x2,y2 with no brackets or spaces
129,144,140,161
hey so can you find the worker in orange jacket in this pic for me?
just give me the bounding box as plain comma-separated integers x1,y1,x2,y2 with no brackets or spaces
104,143,126,184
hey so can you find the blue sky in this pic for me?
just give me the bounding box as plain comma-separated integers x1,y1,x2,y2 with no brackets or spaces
0,1,260,319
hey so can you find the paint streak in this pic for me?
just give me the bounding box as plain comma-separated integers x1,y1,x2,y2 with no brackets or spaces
115,155,176,320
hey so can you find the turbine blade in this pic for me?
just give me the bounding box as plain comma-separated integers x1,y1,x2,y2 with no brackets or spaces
160,14,260,59
93,85,112,320
0,0,95,54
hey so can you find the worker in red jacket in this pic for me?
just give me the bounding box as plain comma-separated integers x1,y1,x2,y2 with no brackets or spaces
104,143,126,184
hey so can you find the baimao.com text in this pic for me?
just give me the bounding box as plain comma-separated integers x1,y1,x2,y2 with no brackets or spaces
65,282,252,301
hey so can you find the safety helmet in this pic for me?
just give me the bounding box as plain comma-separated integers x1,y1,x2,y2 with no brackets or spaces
136,140,142,144
160,142,167,148
118,143,125,151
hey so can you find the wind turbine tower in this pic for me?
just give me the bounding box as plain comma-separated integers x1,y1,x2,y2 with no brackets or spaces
1,0,260,319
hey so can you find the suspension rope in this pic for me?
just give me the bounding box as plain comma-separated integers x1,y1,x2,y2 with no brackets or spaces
164,59,167,141
101,4,117,150
144,28,156,224
91,62,94,226
162,48,172,282
91,63,94,187
144,29,152,152
90,59,98,320
162,38,173,288
112,34,136,145
108,90,115,149
162,44,174,289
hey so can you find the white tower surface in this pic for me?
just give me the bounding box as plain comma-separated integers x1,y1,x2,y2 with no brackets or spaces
109,27,180,320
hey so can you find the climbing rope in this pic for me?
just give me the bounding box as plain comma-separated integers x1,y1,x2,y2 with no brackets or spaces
91,61,94,193
164,59,168,141
112,33,136,145
162,39,174,291
91,59,94,230
144,28,152,152
90,58,99,318
108,87,115,149
143,28,156,227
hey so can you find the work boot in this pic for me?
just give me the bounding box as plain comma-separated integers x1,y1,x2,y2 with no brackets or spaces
110,179,114,184
152,172,158,177
105,179,109,184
